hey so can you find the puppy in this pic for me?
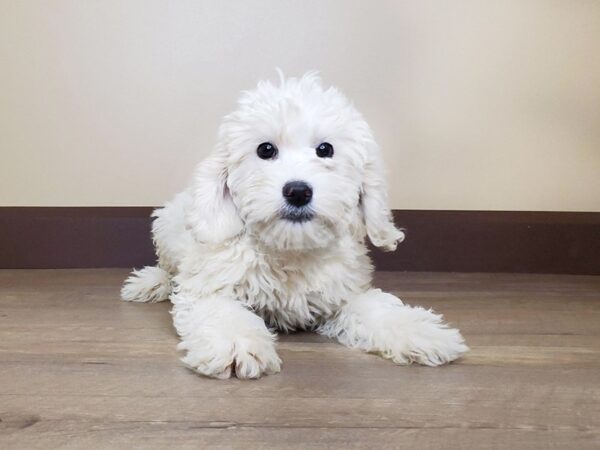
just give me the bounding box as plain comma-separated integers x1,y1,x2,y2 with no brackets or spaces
121,72,468,379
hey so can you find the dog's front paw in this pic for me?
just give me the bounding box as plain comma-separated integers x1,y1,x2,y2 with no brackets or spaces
380,307,468,366
178,334,281,379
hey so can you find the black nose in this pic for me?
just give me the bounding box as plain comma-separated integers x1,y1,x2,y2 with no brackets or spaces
282,181,312,207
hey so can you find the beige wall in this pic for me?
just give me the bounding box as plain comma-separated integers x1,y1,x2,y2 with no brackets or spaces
1,0,599,210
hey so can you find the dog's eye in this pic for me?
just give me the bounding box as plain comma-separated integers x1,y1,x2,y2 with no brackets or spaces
257,142,278,160
316,142,334,158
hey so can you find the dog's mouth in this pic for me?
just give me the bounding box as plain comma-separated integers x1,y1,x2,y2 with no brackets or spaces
280,206,314,223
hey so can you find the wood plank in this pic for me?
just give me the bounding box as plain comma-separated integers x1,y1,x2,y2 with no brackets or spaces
3,424,599,450
1,269,600,449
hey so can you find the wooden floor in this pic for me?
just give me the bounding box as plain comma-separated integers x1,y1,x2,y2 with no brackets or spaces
1,270,599,449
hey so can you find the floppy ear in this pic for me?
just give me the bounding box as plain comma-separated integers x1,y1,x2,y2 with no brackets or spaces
186,152,244,244
360,146,405,251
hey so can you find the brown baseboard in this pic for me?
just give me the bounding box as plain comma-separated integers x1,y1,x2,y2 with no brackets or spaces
371,210,599,274
0,207,598,274
0,207,156,270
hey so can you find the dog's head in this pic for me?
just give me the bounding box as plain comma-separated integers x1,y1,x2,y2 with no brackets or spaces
187,72,404,251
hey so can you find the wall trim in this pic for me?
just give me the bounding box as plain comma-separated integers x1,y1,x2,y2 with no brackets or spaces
0,207,598,274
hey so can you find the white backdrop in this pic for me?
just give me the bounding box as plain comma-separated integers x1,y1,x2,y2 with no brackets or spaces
1,0,599,210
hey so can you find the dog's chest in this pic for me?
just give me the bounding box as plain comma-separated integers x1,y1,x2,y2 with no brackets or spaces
179,237,372,331
230,247,366,331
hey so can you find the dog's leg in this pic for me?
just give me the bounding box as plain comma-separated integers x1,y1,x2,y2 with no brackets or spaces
170,292,281,379
317,289,468,366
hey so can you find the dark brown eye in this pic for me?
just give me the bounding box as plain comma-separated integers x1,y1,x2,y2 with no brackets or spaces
316,142,334,158
257,142,278,159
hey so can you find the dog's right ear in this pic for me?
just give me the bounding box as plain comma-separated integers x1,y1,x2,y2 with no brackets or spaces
186,152,244,245
359,142,405,252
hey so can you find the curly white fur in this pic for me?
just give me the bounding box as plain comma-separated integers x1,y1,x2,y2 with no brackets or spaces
121,266,171,303
122,72,468,379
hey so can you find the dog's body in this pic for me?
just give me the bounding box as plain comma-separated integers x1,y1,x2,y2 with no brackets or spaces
122,73,468,379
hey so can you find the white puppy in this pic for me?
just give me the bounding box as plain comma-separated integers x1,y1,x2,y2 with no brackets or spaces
121,72,468,379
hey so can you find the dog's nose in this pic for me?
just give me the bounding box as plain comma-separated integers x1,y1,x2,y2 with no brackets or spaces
282,181,312,207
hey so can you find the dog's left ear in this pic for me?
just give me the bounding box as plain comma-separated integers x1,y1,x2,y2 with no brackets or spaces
186,151,244,245
360,144,405,251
